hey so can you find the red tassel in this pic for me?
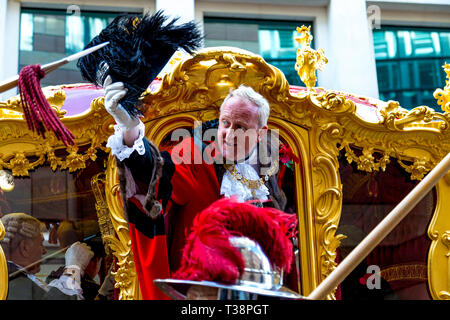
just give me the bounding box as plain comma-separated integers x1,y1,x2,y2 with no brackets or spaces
18,64,75,146
173,198,297,284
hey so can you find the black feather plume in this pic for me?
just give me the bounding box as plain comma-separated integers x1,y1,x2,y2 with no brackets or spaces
77,10,203,117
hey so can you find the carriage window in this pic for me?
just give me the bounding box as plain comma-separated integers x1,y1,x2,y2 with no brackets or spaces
0,151,114,300
336,149,435,300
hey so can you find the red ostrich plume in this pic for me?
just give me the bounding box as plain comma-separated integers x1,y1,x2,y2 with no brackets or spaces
173,197,298,284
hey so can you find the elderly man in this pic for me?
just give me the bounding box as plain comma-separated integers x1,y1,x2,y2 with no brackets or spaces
1,213,94,300
104,76,287,299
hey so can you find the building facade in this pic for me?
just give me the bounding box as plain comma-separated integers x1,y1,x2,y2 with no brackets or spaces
1,0,449,108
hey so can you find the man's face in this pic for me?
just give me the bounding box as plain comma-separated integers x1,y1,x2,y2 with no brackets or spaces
26,233,47,274
217,96,266,162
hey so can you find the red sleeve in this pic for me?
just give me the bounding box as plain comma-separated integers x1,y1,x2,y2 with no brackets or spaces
127,197,171,300
169,138,200,205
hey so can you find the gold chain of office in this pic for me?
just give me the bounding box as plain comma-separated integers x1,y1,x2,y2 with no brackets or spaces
224,161,279,190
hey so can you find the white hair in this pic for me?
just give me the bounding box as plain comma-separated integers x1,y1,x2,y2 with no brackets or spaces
222,85,270,128
0,213,44,257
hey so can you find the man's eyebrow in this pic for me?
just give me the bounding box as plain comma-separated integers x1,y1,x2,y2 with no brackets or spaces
235,121,249,128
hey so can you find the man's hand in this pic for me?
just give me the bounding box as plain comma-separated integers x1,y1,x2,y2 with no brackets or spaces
65,241,94,274
103,75,140,130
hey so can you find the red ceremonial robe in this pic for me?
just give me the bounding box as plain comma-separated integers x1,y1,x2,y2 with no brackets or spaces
124,137,221,299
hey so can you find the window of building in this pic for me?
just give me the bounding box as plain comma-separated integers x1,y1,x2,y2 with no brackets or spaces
204,17,312,86
19,9,125,87
373,27,450,111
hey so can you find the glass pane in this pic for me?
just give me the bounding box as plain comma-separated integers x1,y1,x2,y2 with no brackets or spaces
376,61,400,90
410,31,437,57
417,60,439,88
379,91,398,102
19,13,34,52
373,31,397,59
337,152,434,300
268,60,302,86
439,32,450,55
87,17,108,40
33,14,65,36
65,15,85,54
259,30,299,59
0,152,114,300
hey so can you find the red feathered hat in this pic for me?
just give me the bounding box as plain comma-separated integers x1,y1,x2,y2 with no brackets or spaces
154,197,303,300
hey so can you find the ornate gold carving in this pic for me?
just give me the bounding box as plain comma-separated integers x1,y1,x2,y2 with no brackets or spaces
398,158,433,181
439,231,450,299
104,155,141,300
294,26,328,91
91,172,115,256
0,218,7,300
380,100,450,132
0,152,45,176
341,143,392,173
310,120,345,300
0,88,68,118
434,63,450,113
380,263,428,282
428,176,450,300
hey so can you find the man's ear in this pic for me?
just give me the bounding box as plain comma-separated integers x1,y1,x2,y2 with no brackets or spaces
18,239,30,258
257,126,268,142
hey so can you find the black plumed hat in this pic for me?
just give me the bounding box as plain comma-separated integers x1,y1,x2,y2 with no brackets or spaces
77,10,202,117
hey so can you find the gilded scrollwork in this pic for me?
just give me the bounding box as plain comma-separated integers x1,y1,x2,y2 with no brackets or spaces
438,231,450,300
0,87,67,117
380,101,450,132
0,218,7,300
341,143,392,173
104,155,141,300
91,172,116,256
433,63,450,113
309,120,346,299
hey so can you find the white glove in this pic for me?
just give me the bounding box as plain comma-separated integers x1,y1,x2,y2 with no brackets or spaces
65,241,94,274
103,75,140,130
